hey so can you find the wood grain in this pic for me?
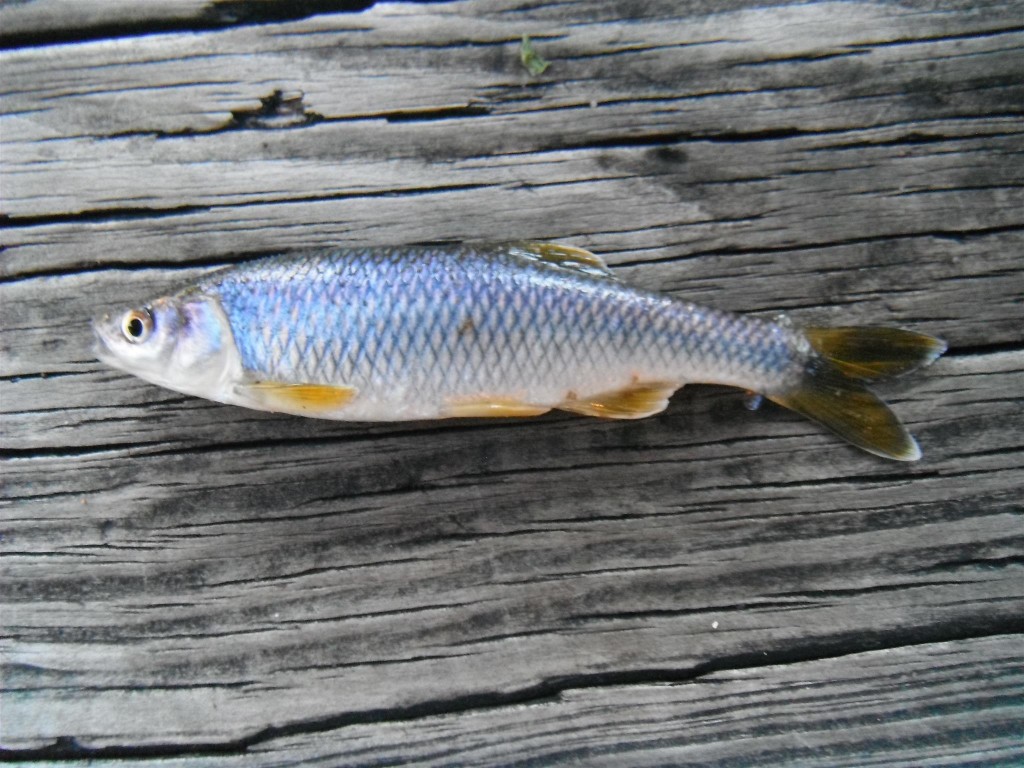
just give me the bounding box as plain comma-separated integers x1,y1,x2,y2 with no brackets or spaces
17,635,1024,765
1,0,1022,763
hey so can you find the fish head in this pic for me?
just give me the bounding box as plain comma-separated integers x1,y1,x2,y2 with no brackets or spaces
93,291,236,397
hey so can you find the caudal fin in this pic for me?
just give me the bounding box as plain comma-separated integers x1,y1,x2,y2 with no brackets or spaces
768,327,946,461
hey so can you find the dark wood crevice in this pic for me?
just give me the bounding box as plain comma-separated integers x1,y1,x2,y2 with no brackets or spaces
3,627,1020,762
0,1,380,51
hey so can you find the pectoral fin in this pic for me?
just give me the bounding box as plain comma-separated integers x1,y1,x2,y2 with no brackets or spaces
559,382,678,419
444,396,550,418
238,382,358,415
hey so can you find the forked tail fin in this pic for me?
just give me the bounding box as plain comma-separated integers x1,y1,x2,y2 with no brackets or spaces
768,327,946,461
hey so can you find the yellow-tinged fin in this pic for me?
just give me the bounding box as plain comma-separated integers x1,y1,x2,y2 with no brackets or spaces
559,382,678,420
444,396,550,418
240,382,358,414
768,326,946,460
510,242,616,278
805,326,947,381
768,377,920,461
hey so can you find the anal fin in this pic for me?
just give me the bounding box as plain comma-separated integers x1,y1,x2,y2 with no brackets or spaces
558,382,678,420
444,396,550,419
239,382,358,415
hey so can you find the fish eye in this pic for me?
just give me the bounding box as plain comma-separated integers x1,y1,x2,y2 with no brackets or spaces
120,309,154,343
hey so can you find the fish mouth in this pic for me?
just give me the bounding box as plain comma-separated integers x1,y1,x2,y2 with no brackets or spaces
91,314,121,367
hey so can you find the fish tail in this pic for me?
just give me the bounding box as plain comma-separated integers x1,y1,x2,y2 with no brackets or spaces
767,327,947,461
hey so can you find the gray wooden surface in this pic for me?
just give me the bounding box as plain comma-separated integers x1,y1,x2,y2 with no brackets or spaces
1,0,1022,764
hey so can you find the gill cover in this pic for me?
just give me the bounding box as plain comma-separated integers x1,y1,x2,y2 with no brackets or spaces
93,292,238,400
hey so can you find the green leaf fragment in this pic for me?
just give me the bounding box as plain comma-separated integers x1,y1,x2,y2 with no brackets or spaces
520,35,550,76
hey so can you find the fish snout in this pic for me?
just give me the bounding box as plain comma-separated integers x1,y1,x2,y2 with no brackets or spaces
91,311,122,364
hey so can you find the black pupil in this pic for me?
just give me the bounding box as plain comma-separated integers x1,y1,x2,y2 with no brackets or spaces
127,317,145,337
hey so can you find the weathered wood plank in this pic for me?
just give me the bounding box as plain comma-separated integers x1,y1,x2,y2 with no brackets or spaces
3,352,1022,749
4,0,1021,141
1,0,1022,761
4,126,1023,284
3,1,1022,276
0,0,360,48
17,635,1020,766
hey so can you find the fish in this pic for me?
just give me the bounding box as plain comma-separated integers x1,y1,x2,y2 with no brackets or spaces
92,242,946,460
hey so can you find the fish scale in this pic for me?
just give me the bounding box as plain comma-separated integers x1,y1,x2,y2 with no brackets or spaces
93,242,946,460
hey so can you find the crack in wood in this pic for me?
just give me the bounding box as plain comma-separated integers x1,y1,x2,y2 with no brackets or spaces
228,89,324,131
920,555,1024,573
614,223,1024,268
851,24,1024,50
943,341,1024,358
0,182,492,234
0,0,378,51
2,625,1020,761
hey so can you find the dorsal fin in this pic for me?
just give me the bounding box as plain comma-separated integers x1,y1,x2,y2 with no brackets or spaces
508,242,617,279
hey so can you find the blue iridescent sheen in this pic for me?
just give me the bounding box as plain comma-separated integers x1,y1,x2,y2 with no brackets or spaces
200,244,802,400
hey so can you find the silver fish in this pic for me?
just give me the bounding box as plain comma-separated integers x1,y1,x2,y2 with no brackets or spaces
93,243,945,460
